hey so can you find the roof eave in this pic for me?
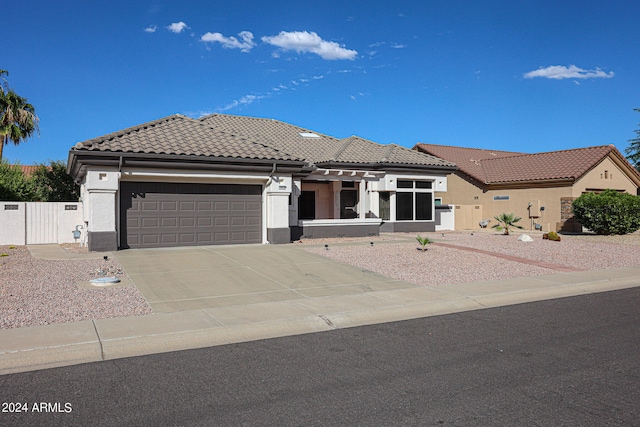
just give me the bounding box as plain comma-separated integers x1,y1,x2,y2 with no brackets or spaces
315,160,457,172
68,150,308,182
486,178,576,190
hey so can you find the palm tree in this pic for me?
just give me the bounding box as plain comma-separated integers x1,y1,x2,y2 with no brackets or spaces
0,70,39,160
492,212,524,235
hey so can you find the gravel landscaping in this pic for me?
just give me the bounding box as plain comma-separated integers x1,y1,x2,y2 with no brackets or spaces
303,231,640,287
0,246,152,330
1,230,638,330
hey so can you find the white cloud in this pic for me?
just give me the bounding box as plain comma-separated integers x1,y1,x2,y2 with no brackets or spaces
391,43,406,49
523,65,614,80
261,31,357,60
219,94,265,111
143,25,157,33
167,22,188,34
200,31,256,52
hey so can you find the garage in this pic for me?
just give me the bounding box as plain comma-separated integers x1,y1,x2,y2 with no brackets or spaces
119,182,262,249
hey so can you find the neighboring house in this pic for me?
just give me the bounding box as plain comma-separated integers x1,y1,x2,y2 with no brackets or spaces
68,114,456,251
414,143,640,232
19,165,42,177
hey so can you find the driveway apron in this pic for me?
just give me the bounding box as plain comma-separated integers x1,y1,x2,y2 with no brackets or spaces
114,245,417,313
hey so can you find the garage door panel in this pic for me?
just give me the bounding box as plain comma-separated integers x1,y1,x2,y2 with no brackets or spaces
141,218,159,228
120,182,262,249
246,231,261,241
214,201,229,211
179,234,196,244
246,217,261,226
141,201,158,211
214,232,230,242
141,234,159,245
197,218,212,227
161,201,177,211
197,233,213,242
197,201,212,211
247,202,261,211
214,217,229,226
230,201,246,211
180,217,195,227
161,217,177,227
231,217,246,226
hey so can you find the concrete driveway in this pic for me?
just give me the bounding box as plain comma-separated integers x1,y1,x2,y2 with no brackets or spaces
114,245,417,313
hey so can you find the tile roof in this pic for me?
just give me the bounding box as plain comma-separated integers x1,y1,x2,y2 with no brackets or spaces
414,144,522,183
415,143,640,185
201,114,455,169
17,165,43,176
72,115,301,162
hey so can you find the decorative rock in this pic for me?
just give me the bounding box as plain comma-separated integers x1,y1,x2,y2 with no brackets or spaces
517,234,534,242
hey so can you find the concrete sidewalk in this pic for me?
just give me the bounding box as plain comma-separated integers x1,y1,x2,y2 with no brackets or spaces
2,263,638,375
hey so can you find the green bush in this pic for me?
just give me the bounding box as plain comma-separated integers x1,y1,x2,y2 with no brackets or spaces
0,160,35,201
572,189,640,235
0,159,79,202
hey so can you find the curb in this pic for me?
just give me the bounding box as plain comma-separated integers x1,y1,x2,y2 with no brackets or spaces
1,266,638,376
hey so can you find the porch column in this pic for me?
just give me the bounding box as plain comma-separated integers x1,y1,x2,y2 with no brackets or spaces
358,180,366,218
84,170,119,251
266,175,293,244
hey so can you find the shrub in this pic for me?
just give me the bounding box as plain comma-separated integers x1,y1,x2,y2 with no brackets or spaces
572,189,640,235
543,231,561,241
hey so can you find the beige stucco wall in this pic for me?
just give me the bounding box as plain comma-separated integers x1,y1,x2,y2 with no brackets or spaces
572,157,638,197
301,182,334,219
437,174,572,231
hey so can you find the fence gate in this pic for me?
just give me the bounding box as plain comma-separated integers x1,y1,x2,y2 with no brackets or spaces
26,203,59,244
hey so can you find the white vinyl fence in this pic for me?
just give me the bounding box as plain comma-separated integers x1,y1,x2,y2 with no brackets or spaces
0,202,85,245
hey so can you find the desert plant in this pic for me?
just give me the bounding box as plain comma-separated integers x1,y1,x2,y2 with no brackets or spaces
572,189,640,235
492,213,523,235
416,235,432,252
543,231,561,241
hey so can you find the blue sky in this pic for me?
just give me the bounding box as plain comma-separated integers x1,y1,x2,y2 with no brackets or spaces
3,0,639,165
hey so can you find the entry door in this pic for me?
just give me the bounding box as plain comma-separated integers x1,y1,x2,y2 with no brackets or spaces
340,190,358,219
298,191,316,220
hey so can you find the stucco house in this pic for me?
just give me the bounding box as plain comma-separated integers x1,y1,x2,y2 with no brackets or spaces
414,143,640,232
67,114,456,251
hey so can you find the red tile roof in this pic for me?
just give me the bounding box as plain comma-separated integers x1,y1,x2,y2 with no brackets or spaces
19,165,41,176
415,143,640,186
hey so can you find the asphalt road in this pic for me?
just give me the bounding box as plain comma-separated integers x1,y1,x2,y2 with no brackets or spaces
1,287,639,426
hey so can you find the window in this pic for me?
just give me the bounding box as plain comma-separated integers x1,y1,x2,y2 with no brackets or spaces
395,179,434,221
379,192,390,221
396,193,413,220
415,181,432,189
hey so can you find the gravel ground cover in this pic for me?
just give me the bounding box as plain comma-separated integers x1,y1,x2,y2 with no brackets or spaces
303,231,640,287
2,231,638,330
0,246,152,330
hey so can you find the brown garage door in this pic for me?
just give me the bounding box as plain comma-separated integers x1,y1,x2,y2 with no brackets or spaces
120,182,262,249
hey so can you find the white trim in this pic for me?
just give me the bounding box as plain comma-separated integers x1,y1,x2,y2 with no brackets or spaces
298,218,382,227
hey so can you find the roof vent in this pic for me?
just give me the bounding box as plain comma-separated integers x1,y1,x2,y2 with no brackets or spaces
299,132,320,138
